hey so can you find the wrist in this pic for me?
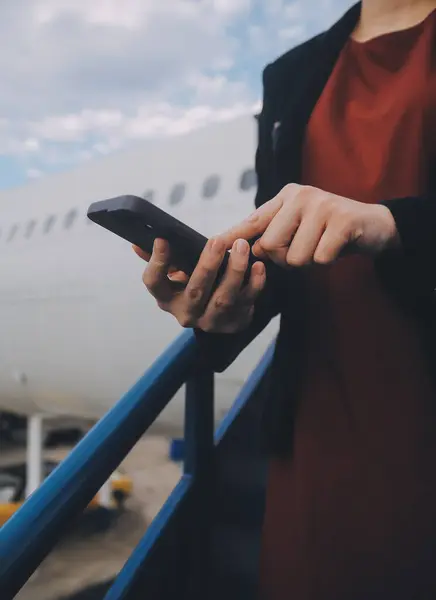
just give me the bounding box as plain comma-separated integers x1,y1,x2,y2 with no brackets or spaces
378,204,401,251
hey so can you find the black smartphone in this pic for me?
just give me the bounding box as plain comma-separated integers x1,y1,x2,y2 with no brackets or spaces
87,194,257,281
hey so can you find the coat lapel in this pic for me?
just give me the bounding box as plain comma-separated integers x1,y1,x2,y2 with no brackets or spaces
274,2,362,188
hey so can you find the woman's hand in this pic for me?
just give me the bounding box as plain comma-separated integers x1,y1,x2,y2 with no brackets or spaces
134,238,266,333
219,183,400,268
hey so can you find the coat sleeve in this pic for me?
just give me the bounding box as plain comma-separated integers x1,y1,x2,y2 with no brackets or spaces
375,195,436,308
193,64,285,372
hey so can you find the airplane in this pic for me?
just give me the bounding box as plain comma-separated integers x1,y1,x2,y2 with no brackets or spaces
0,114,279,496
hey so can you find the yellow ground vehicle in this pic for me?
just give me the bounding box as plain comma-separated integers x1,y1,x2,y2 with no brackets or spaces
0,460,133,527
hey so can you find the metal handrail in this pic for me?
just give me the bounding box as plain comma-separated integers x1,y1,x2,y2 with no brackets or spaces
0,330,199,598
0,327,275,600
106,342,275,599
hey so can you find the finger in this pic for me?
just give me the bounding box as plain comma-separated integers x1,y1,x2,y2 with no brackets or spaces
204,238,250,317
133,245,151,261
200,260,265,332
240,261,266,304
219,195,284,248
286,212,326,266
142,238,174,300
133,242,181,275
252,203,301,265
181,237,227,316
313,221,352,264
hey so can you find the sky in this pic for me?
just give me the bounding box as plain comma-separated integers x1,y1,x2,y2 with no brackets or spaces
0,0,353,190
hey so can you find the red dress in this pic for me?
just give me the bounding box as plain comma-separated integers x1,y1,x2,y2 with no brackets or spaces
260,10,436,600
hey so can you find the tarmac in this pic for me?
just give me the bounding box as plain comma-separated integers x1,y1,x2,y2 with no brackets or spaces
2,434,181,600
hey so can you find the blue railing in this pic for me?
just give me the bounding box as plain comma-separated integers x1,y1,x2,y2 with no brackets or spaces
0,329,274,599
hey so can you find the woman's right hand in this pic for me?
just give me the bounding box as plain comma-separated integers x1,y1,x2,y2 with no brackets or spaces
134,237,266,333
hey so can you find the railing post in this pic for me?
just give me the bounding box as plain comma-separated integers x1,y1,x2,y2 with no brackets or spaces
183,368,215,598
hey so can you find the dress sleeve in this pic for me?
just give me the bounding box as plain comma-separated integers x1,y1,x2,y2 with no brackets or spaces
375,195,436,307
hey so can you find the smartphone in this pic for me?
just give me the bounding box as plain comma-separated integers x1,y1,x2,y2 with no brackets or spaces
87,194,257,282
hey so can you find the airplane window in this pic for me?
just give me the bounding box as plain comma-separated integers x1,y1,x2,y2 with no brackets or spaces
43,215,56,234
239,168,257,191
169,183,186,206
25,219,36,239
143,189,155,203
64,208,78,229
202,175,220,199
7,224,18,242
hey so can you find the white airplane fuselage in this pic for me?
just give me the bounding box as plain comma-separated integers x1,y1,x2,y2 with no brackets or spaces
0,116,278,432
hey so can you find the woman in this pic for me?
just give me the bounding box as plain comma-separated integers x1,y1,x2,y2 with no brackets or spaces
135,0,436,597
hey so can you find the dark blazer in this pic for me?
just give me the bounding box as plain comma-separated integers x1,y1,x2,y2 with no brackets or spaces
195,1,436,457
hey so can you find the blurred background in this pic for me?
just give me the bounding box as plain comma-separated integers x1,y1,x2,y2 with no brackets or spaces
0,2,354,598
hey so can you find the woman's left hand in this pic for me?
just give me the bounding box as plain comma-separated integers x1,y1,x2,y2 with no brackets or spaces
220,183,400,268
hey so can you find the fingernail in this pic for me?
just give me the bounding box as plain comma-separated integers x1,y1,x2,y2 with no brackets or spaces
255,262,265,275
252,241,261,257
235,239,247,254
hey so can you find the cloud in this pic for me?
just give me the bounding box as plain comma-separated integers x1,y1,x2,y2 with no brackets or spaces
26,168,43,180
0,0,353,186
